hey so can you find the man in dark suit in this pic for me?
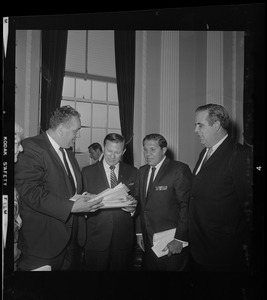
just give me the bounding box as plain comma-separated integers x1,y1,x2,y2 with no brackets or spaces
135,134,192,271
81,133,138,271
15,106,103,271
189,104,253,298
88,142,103,163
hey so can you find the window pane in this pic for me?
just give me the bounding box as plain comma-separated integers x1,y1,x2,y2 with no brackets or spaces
108,128,121,135
76,102,91,127
92,81,107,101
75,153,90,170
108,83,118,102
92,128,106,145
62,77,75,97
87,30,116,78
92,103,107,127
61,100,75,108
65,30,86,73
76,78,91,99
75,127,91,152
108,105,120,128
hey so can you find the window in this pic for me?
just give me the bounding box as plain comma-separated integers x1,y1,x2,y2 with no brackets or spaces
61,30,120,169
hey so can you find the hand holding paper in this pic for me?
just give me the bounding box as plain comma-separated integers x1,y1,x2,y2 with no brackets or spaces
152,228,188,257
71,183,134,209
71,193,104,213
162,239,184,256
121,195,137,213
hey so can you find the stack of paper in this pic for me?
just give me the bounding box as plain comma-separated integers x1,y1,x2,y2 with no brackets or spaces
91,183,133,208
93,183,129,201
70,183,134,209
152,228,188,257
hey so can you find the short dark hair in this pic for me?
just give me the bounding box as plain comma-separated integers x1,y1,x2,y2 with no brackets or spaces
88,142,102,152
103,133,125,147
49,106,80,129
196,104,230,130
143,134,167,148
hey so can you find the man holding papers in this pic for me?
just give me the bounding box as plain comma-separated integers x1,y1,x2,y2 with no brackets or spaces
135,134,192,271
81,133,138,271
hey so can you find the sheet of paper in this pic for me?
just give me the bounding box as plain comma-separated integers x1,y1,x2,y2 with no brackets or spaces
31,265,51,271
152,228,188,258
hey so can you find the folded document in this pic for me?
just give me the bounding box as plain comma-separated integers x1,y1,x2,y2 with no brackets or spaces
152,228,188,258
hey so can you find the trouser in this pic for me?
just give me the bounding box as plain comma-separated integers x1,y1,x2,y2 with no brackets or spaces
83,243,133,271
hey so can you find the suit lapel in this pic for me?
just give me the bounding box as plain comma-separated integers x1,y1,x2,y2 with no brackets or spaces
145,158,169,204
44,135,67,175
143,166,150,202
67,149,82,192
99,160,110,188
118,162,124,184
193,149,206,175
152,158,169,186
195,136,232,174
44,133,77,194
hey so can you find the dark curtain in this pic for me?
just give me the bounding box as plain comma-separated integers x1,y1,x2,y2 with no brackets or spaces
40,30,68,132
114,31,136,166
243,31,254,148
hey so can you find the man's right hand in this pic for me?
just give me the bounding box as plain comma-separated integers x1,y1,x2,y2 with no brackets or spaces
71,195,103,213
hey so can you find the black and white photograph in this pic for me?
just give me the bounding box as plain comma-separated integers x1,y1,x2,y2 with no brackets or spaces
2,5,264,299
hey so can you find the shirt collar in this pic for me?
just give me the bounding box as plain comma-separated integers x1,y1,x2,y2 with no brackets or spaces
151,156,166,170
46,131,61,153
103,158,120,172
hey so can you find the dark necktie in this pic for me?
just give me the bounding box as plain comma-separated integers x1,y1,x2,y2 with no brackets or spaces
109,165,118,188
59,147,76,195
146,167,156,198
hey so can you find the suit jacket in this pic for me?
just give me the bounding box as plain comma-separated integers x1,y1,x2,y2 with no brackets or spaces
15,132,83,259
81,160,138,251
189,136,253,268
135,158,192,248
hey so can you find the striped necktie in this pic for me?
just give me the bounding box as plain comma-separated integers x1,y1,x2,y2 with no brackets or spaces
109,165,118,188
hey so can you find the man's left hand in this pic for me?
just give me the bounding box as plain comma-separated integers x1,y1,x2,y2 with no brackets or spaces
162,239,183,256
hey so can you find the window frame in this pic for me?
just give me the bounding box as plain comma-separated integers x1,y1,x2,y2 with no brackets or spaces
61,71,121,154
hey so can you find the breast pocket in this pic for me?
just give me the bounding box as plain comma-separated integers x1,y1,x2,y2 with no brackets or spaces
155,185,168,191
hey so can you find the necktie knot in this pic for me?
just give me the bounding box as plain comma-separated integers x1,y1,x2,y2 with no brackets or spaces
109,165,115,171
206,147,213,158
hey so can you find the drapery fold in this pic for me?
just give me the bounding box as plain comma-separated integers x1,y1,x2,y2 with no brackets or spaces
114,30,136,166
40,30,68,132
